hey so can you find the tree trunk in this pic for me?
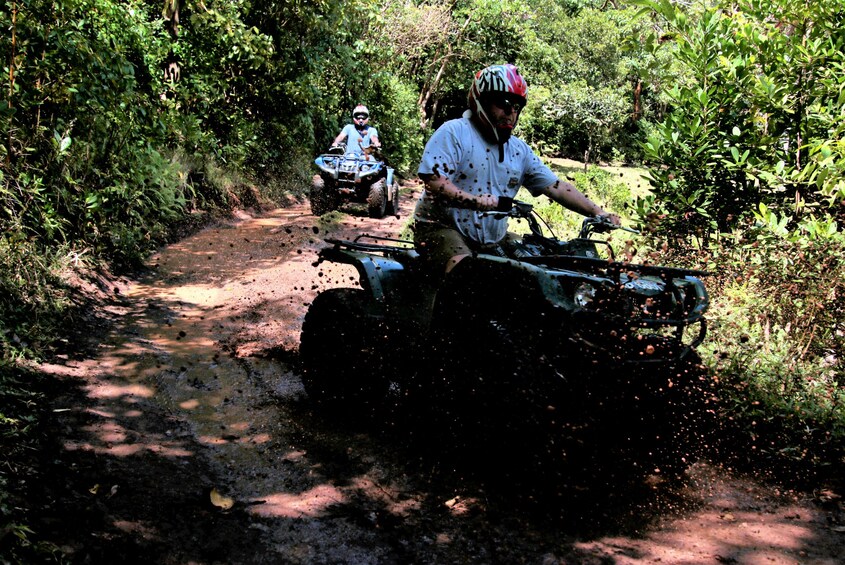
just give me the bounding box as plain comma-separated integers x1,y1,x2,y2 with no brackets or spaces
632,78,642,121
418,54,450,130
417,14,473,130
163,0,181,38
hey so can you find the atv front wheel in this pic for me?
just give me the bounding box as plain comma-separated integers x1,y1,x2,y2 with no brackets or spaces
310,175,338,216
640,351,717,478
387,182,400,216
426,284,575,480
367,178,388,218
299,288,387,408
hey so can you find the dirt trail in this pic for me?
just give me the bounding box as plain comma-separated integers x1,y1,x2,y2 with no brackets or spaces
32,186,845,564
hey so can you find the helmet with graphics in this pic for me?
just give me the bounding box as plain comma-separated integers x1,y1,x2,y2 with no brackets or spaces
467,64,528,143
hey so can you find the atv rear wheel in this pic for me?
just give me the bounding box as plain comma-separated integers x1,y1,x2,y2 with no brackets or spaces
310,174,338,216
367,178,388,218
299,288,387,409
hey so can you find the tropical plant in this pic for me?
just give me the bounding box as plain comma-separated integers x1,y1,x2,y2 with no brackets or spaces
632,0,845,239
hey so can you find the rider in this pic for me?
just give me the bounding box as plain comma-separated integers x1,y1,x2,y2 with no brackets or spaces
414,63,620,273
332,104,381,155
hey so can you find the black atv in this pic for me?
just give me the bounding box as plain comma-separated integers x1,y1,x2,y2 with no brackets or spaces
311,143,400,218
300,201,714,477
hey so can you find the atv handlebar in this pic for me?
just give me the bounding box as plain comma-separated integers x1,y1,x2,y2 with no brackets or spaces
579,215,640,238
494,199,638,239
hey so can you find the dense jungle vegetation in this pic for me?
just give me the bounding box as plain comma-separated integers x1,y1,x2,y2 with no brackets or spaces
2,0,844,557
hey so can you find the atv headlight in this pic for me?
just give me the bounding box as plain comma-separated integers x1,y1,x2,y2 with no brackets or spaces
574,282,597,308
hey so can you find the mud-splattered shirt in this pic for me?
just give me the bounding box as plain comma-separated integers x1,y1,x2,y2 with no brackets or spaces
415,111,557,245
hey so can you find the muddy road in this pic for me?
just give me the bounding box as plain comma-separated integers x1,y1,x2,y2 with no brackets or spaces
32,184,845,564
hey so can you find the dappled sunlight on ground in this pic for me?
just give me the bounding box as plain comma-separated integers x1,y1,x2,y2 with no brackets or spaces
30,192,845,563
249,484,347,519
350,475,423,516
83,382,155,400
577,508,828,564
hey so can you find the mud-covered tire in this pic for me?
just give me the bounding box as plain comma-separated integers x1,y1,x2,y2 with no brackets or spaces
387,182,400,216
367,178,387,218
424,284,573,481
310,175,337,216
299,288,387,408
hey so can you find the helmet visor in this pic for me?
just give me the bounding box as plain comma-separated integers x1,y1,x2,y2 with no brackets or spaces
489,94,523,115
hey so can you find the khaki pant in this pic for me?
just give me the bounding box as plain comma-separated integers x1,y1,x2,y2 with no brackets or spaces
413,221,515,273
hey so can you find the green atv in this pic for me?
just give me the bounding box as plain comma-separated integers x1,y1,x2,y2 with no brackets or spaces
300,201,714,477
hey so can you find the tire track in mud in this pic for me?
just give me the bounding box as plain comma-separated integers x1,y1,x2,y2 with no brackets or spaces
120,198,420,564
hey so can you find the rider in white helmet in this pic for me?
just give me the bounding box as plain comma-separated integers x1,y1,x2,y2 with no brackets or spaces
332,104,381,154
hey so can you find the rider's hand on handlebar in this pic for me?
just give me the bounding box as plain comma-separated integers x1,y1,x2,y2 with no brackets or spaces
478,194,531,216
586,213,622,234
476,194,498,211
597,212,621,227
601,211,621,225
495,196,514,212
477,194,511,211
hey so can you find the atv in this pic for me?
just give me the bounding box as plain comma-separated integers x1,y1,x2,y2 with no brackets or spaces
311,143,400,218
299,201,714,477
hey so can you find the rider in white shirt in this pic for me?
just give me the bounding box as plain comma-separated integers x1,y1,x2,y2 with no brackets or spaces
414,64,619,273
332,104,381,156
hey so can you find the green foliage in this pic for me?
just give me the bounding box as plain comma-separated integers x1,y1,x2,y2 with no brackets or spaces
632,0,845,239
2,0,194,265
366,75,425,174
516,164,632,236
696,232,845,474
628,0,845,481
534,80,629,165
517,5,659,163
0,238,72,360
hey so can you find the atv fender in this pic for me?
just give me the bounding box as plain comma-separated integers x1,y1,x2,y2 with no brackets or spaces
318,245,415,303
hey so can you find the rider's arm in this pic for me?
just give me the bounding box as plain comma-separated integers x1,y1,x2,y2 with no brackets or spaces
332,126,349,146
541,178,620,225
420,173,503,211
369,131,381,148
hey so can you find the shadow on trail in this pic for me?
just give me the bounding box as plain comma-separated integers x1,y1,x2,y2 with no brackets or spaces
21,350,270,565
18,199,842,564
277,364,706,542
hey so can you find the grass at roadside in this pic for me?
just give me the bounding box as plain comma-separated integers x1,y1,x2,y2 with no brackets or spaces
547,157,653,200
